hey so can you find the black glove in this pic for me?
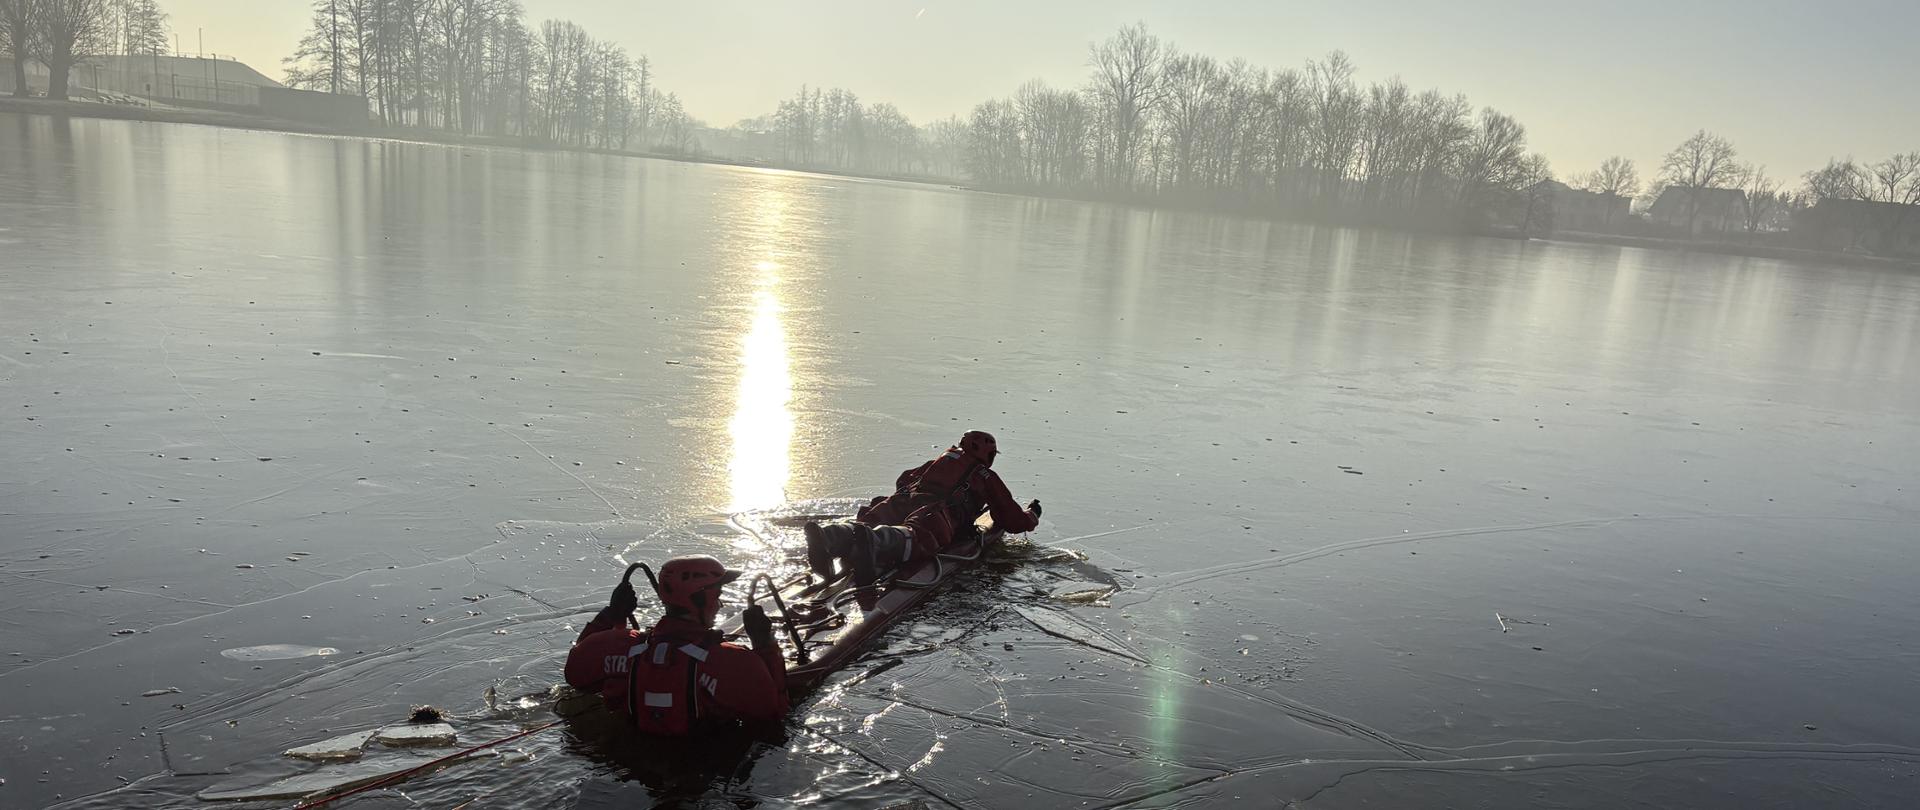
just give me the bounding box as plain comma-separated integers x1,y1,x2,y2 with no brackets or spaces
742,604,775,647
609,579,638,616
1028,499,1042,518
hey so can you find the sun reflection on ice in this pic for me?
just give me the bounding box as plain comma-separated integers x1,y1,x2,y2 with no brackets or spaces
727,261,795,512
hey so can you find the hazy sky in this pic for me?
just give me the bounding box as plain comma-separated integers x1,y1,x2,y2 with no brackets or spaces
170,0,1919,181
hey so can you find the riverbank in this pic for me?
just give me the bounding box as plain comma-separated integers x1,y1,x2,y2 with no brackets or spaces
1545,229,1919,271
963,181,1920,272
0,96,959,188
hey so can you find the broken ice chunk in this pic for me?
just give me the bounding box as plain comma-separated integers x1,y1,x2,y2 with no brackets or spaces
282,730,377,761
373,722,456,747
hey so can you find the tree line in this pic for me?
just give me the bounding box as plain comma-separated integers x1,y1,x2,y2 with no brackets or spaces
282,0,697,151
720,28,1544,230
3,0,703,152
1603,129,1920,239
757,86,927,176
3,0,167,100
946,25,1563,227
733,25,1913,241
732,26,1553,228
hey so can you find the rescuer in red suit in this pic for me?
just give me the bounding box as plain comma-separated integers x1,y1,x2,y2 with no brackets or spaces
805,430,1042,582
565,556,788,734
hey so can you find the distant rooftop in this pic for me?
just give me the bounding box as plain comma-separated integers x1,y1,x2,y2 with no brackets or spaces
87,55,284,89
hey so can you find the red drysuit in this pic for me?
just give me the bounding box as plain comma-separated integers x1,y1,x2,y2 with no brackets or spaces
856,449,1039,561
564,607,787,734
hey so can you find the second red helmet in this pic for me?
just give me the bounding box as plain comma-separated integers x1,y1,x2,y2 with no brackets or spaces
958,430,998,466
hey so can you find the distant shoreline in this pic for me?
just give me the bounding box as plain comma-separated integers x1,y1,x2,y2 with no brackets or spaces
1537,230,1919,271
5,97,1914,272
0,96,961,188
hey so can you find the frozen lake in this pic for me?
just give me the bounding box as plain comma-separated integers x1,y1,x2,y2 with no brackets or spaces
3,112,1919,808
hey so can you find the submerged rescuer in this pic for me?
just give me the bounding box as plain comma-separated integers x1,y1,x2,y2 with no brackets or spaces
805,430,1042,582
565,556,788,734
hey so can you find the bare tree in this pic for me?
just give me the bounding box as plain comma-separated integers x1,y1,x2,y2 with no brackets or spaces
1356,77,1412,210
1087,22,1165,191
1013,79,1088,187
781,86,826,163
1457,108,1527,218
1407,89,1471,212
1576,156,1637,228
922,115,966,178
434,0,509,133
1739,165,1783,237
626,54,651,146
1801,158,1867,201
1257,68,1312,206
1518,154,1555,236
864,102,915,173
1159,51,1217,190
121,0,163,53
816,87,864,167
285,0,349,93
1658,130,1743,234
1847,152,1920,253
963,97,1021,184
100,0,162,56
1210,59,1260,196
1306,51,1362,207
658,91,695,153
283,3,670,143
1659,130,1743,189
35,0,108,100
2,0,40,98
1866,152,1920,205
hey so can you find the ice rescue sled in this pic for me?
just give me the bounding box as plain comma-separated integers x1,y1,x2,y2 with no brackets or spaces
727,517,1004,692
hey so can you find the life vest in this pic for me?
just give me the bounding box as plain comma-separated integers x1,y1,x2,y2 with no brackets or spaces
907,448,982,515
623,629,721,736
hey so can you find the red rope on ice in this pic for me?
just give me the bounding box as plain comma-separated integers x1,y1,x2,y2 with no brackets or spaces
289,720,563,809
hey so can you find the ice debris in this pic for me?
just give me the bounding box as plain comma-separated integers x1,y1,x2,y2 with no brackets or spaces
197,753,493,802
374,722,456,747
1049,581,1118,604
282,730,377,761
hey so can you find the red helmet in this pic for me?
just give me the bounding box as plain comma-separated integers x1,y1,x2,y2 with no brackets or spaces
958,430,999,466
655,556,742,617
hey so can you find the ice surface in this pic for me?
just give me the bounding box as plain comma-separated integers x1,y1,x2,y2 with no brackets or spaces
5,115,1919,809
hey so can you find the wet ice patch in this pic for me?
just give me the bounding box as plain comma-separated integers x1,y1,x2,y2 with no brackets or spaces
374,722,457,747
313,351,406,360
1015,605,1148,663
879,622,973,656
197,751,494,802
220,644,340,661
1049,580,1118,604
282,730,377,761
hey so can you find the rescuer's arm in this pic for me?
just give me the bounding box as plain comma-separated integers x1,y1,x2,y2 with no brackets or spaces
705,644,790,721
575,576,640,642
978,469,1039,534
741,604,790,708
